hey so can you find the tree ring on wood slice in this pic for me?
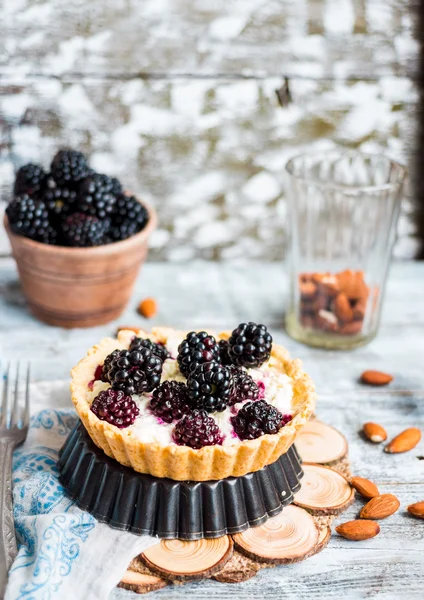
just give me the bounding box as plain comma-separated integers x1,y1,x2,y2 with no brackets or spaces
141,537,233,581
294,464,354,515
118,570,167,593
295,420,348,464
232,505,319,564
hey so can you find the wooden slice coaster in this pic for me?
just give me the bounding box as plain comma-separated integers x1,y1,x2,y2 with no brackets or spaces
295,420,348,464
118,570,167,594
141,537,233,581
294,464,354,515
315,525,332,553
232,505,319,564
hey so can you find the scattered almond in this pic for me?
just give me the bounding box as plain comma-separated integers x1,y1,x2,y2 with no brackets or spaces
407,502,424,520
362,422,387,444
360,370,393,386
385,428,422,454
336,520,380,541
138,297,158,319
116,325,140,335
350,477,379,499
360,494,400,520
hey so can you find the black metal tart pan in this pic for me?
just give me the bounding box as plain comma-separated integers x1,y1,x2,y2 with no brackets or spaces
58,421,303,540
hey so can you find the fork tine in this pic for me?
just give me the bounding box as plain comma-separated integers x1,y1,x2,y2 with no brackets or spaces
23,363,30,428
1,362,10,427
11,361,20,427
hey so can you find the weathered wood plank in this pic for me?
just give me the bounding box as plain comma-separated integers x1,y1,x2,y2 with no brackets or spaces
0,75,418,260
0,0,418,79
1,258,423,598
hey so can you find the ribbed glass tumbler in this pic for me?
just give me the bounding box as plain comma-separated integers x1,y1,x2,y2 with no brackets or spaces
285,150,407,349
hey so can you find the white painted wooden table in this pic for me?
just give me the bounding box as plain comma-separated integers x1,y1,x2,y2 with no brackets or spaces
1,258,423,599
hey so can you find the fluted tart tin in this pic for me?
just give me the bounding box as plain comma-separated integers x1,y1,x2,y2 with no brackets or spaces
58,421,304,540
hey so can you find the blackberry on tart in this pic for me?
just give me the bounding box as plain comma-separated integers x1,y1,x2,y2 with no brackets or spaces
186,361,234,413
177,331,220,377
228,322,273,368
103,347,163,395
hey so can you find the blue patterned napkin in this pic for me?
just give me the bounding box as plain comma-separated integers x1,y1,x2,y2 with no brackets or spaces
6,382,157,600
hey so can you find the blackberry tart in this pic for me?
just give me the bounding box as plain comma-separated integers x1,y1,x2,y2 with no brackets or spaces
71,325,316,481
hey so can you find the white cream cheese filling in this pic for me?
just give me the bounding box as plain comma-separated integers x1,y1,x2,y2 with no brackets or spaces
86,339,294,447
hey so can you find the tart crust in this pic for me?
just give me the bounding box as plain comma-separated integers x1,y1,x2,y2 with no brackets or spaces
70,327,316,481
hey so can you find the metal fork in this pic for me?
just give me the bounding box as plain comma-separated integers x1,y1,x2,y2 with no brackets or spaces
0,363,30,597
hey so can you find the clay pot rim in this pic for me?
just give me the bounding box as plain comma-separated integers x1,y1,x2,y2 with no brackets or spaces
3,197,157,256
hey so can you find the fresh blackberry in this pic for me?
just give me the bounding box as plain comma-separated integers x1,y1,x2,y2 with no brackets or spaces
150,381,191,423
177,331,220,377
6,195,56,244
43,186,77,220
129,337,170,362
187,361,234,413
231,401,291,440
228,367,259,406
218,340,232,366
228,322,273,368
110,194,149,241
51,149,90,189
61,212,109,247
90,388,139,428
173,409,223,449
14,163,47,197
77,173,121,219
104,348,163,395
101,349,120,383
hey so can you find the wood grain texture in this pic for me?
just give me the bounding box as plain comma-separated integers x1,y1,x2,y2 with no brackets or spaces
1,259,423,598
0,0,417,78
0,0,419,260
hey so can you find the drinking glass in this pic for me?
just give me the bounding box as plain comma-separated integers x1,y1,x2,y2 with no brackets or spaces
285,150,407,349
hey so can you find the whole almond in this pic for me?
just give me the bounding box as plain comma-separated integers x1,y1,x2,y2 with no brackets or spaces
116,325,140,335
300,281,317,299
138,297,158,319
316,309,338,332
385,428,422,454
407,502,424,520
333,292,354,323
360,494,400,519
363,422,388,444
350,477,379,499
336,520,380,541
339,321,363,335
360,370,393,386
337,269,369,300
312,273,339,297
352,298,367,321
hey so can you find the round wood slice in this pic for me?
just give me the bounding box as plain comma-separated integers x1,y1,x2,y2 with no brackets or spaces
232,505,319,564
295,421,348,464
141,537,233,581
118,570,167,594
212,552,259,584
315,525,332,554
294,464,354,515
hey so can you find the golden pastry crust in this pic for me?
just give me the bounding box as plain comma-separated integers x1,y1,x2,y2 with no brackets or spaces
70,327,316,481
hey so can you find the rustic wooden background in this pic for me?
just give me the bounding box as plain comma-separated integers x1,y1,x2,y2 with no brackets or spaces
0,0,420,260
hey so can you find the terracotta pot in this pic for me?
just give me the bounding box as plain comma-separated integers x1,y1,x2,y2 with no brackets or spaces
4,200,157,328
